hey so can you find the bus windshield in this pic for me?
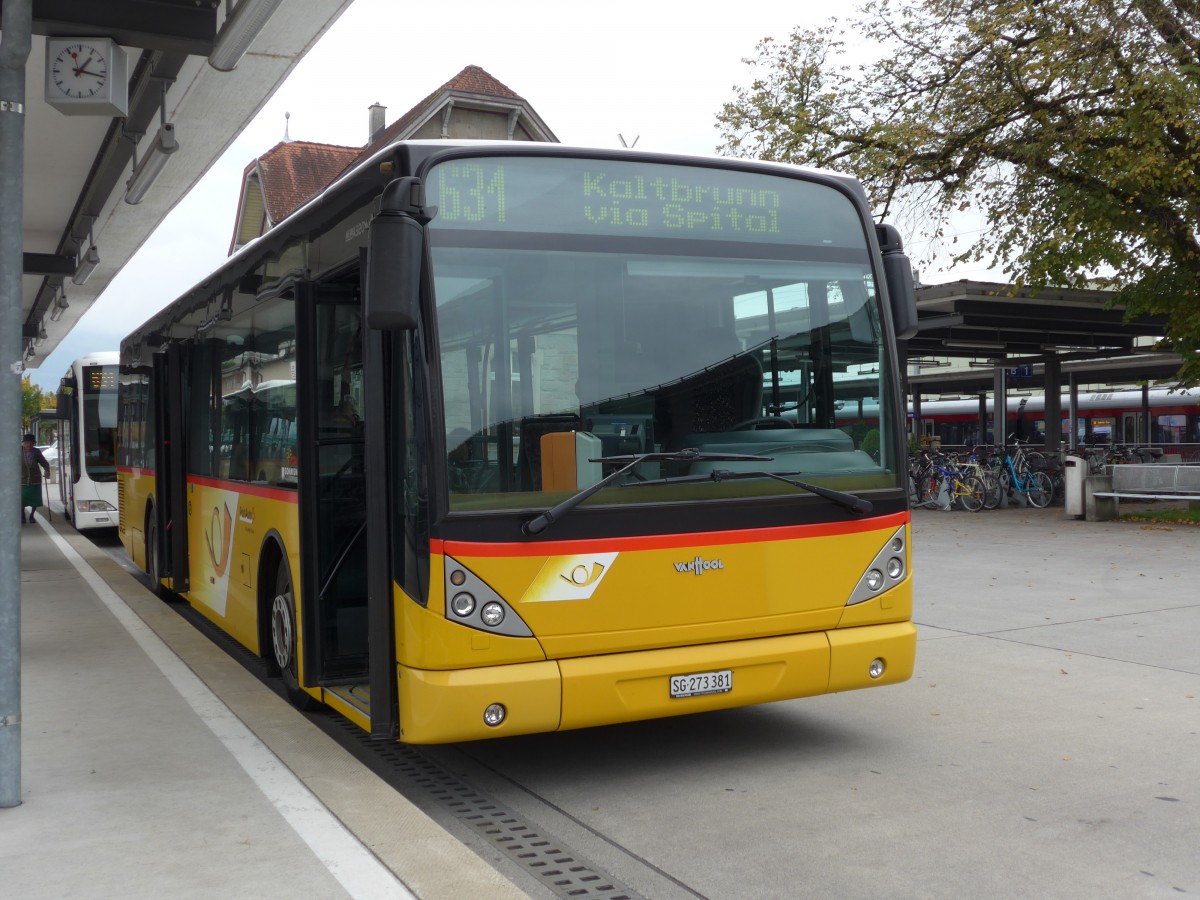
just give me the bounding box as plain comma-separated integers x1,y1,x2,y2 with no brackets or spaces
426,155,899,512
82,364,118,480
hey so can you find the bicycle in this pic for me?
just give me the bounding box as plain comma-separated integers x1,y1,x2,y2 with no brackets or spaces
912,451,986,512
1001,439,1053,508
962,446,1004,510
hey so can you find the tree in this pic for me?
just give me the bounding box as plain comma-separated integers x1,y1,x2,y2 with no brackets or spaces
21,376,55,434
717,0,1200,384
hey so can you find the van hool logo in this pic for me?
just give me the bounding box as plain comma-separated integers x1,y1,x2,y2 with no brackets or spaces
674,556,725,575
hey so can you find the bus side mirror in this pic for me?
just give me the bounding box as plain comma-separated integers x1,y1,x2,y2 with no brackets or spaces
875,224,919,340
365,177,427,331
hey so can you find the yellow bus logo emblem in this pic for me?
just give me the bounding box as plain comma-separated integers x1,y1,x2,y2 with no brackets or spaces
205,503,233,579
561,563,606,587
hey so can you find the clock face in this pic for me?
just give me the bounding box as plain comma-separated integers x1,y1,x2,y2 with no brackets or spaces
44,37,127,116
50,43,109,99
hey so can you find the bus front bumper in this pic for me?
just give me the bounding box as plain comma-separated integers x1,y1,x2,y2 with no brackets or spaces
397,621,916,744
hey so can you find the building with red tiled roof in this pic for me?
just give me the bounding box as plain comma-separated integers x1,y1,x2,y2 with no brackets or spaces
229,66,557,254
229,141,361,253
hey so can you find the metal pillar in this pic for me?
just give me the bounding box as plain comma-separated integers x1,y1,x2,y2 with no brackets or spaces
993,364,1007,451
977,392,986,450
1141,383,1151,445
1043,355,1062,451
1068,373,1079,450
0,0,32,810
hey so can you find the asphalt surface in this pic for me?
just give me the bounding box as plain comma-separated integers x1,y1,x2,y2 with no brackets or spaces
12,502,1199,899
419,504,1200,898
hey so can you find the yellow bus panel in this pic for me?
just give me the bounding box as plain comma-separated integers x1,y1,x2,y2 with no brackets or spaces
398,660,562,744
557,632,831,731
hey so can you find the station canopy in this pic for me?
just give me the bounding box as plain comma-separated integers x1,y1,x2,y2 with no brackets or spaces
11,0,353,367
904,280,1179,396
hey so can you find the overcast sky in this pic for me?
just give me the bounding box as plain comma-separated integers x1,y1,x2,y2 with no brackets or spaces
30,0,991,390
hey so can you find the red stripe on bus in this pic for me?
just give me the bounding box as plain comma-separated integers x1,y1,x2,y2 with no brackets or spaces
187,475,299,504
436,510,910,558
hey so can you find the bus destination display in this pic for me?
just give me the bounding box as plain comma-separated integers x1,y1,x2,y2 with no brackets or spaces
429,156,865,247
85,366,117,393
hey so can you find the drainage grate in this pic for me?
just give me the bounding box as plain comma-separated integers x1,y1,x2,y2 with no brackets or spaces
336,720,645,900
156,592,644,899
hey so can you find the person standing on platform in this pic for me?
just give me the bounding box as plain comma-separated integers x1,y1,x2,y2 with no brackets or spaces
20,433,50,524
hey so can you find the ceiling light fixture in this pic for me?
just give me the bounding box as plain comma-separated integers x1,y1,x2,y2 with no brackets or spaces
73,245,99,285
73,219,100,285
49,285,69,322
208,0,284,71
941,338,1007,350
125,81,178,205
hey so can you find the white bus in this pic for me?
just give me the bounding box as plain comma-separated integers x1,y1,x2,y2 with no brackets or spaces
56,351,120,530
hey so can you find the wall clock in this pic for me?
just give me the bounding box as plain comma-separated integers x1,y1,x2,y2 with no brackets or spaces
45,37,128,117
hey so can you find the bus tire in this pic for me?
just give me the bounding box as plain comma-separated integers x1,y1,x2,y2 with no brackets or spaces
270,558,318,711
146,511,169,599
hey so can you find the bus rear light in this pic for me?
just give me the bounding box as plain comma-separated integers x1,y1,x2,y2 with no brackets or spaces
483,703,506,727
869,658,885,678
450,592,476,617
78,499,117,512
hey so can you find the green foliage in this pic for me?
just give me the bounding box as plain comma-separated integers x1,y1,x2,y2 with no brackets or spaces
718,0,1200,384
1120,507,1200,526
860,427,881,458
21,376,54,433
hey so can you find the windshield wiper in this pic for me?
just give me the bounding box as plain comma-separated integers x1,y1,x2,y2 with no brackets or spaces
625,468,873,515
521,449,774,537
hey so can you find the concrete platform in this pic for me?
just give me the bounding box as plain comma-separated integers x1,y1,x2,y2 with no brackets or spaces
0,514,529,900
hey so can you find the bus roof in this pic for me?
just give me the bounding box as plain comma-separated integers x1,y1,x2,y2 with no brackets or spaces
122,140,874,354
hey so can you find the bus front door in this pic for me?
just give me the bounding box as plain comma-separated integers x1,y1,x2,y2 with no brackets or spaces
296,280,370,696
152,345,189,593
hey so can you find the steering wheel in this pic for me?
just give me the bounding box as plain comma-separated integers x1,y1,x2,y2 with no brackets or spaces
732,416,795,430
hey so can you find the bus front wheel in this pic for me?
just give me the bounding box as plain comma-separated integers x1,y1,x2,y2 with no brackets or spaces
146,513,169,599
270,559,318,710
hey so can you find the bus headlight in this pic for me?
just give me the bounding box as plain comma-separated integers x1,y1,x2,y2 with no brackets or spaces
450,592,476,617
847,525,908,605
483,703,506,726
869,658,885,678
480,602,505,627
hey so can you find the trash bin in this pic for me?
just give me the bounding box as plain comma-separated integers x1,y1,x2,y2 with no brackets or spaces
1064,454,1085,517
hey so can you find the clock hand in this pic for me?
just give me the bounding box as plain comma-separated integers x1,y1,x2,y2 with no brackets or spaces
72,54,96,77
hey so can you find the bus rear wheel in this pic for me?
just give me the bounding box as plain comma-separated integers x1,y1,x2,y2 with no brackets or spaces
270,559,318,710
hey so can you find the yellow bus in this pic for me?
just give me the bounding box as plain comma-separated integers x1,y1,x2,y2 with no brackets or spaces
119,142,919,743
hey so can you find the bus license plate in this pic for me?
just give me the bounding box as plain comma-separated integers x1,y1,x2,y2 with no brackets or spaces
670,669,732,698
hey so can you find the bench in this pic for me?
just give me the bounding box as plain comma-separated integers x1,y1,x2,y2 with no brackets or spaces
1085,464,1200,520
